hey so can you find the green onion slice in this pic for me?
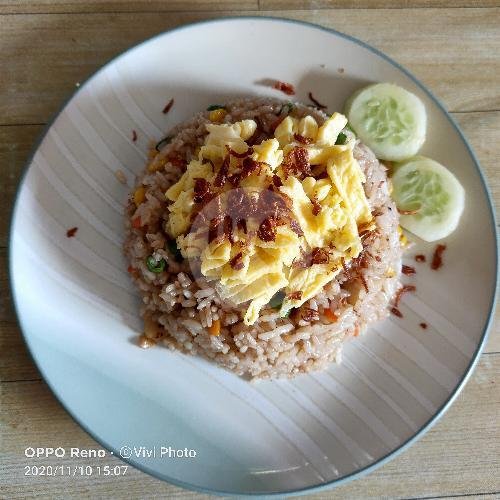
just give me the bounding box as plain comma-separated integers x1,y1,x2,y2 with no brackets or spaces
335,132,348,145
268,290,285,309
146,255,166,273
167,239,183,262
277,102,294,115
207,104,226,111
155,136,172,152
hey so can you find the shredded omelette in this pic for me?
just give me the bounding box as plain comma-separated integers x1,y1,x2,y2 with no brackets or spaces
165,112,373,325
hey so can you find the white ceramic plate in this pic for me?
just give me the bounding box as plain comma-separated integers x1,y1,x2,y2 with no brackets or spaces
10,17,497,496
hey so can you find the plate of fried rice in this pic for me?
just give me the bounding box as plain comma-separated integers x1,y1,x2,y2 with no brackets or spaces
10,17,497,495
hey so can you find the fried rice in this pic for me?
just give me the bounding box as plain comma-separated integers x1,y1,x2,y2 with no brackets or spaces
124,97,402,380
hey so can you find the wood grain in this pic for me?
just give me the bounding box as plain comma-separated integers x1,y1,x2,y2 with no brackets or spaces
0,125,41,248
1,355,498,498
0,255,40,381
451,112,500,225
0,246,38,382
0,0,258,14
1,0,499,14
261,0,500,9
0,8,499,127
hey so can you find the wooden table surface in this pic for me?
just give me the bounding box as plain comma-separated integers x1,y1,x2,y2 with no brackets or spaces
1,1,499,498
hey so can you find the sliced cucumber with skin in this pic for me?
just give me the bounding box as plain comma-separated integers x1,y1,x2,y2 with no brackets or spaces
345,83,427,161
391,156,465,242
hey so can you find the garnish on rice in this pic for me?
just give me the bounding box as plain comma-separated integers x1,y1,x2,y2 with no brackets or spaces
273,80,295,95
165,112,374,325
162,98,174,114
308,91,327,109
124,97,407,379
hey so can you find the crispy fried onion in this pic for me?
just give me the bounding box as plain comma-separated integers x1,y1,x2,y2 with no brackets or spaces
208,214,233,244
287,291,303,301
229,252,244,270
226,145,254,158
311,196,322,216
311,247,330,265
273,81,295,95
293,246,330,268
257,216,286,242
393,284,416,307
193,178,213,205
341,251,371,292
300,307,320,322
293,133,313,145
282,147,310,179
228,157,264,187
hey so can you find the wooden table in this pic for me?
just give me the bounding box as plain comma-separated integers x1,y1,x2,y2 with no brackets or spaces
1,1,499,498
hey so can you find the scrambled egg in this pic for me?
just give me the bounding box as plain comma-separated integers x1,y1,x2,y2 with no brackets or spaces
165,112,372,325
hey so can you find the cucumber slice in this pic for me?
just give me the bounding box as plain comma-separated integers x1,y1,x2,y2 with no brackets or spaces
391,156,465,242
345,83,426,161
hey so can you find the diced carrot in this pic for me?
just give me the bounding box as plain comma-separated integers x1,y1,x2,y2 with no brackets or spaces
208,319,221,336
324,309,338,323
132,216,142,229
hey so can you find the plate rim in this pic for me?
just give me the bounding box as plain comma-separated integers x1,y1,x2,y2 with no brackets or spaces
8,15,499,497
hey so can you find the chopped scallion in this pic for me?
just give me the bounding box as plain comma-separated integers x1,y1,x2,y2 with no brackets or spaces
146,255,166,273
207,104,226,111
335,132,348,145
155,136,172,152
278,102,294,115
268,290,285,309
167,239,183,262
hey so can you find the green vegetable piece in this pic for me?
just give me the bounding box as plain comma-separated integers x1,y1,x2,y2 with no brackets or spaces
146,255,166,273
207,104,226,111
391,156,465,241
335,132,348,145
345,83,427,161
268,291,285,309
167,239,183,262
278,102,294,115
155,136,172,152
